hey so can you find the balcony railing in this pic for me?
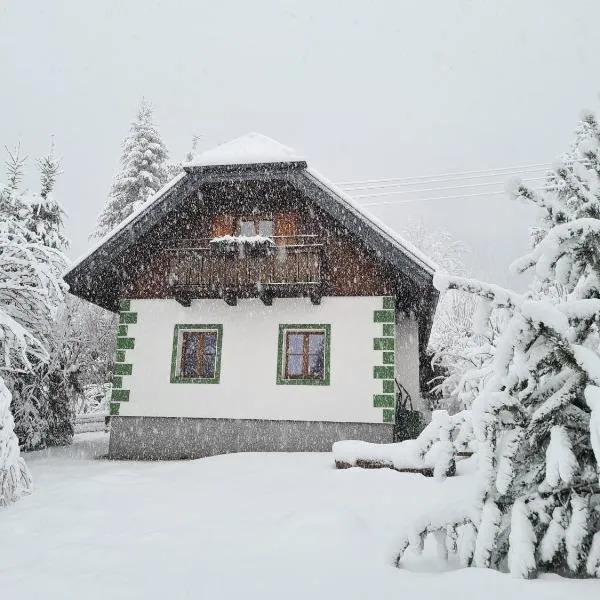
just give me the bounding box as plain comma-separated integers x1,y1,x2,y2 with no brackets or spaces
165,236,324,305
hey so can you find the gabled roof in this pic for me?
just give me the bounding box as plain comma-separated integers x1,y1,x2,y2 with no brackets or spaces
65,134,438,345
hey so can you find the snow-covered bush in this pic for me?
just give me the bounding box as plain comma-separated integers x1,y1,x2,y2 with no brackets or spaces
0,379,32,506
75,384,111,417
400,221,496,411
395,113,600,578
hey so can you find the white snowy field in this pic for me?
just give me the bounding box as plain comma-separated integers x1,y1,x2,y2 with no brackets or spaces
0,433,598,599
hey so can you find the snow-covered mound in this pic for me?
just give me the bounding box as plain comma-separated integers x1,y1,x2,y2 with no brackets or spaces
333,410,474,479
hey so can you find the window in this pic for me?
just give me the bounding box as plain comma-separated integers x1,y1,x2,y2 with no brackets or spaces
170,324,223,383
277,324,331,385
238,216,274,238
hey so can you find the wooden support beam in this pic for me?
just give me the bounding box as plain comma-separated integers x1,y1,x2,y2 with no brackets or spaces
175,295,192,307
259,289,273,306
223,291,237,306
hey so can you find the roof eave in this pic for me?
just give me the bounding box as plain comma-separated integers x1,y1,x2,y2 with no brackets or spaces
183,160,308,174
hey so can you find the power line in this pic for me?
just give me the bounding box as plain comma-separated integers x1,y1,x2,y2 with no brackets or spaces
337,159,591,188
360,189,511,207
340,169,550,191
348,176,547,199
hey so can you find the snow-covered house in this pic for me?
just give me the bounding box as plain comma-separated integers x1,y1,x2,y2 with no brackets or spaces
65,133,438,459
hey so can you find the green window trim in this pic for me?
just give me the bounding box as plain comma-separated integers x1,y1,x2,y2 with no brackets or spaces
170,324,223,384
276,324,331,386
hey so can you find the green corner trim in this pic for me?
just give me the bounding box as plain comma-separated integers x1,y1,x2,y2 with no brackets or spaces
382,408,395,423
117,324,128,337
119,299,131,312
119,312,138,325
382,323,394,337
382,379,395,394
383,351,395,364
373,394,395,408
374,365,395,379
373,310,395,323
116,337,135,350
170,324,223,384
116,350,126,363
374,297,396,422
114,363,133,376
112,375,123,389
109,402,120,416
382,296,395,310
276,324,331,386
111,388,130,402
374,337,395,351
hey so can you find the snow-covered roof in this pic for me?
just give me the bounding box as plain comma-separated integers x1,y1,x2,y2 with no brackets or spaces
65,172,186,276
65,133,438,333
304,167,437,274
186,133,305,167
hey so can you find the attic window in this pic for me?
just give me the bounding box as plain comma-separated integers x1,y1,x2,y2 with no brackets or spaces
238,217,274,238
170,324,223,384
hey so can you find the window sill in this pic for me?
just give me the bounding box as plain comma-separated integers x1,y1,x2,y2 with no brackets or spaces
276,377,330,386
170,376,220,384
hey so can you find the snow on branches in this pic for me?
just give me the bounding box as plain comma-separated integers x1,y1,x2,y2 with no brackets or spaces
397,113,600,578
0,379,32,506
94,99,169,238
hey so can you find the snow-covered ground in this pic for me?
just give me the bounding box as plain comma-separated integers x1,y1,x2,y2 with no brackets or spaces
0,433,597,599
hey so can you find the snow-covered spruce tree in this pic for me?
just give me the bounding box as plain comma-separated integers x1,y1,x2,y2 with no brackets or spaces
1,147,69,449
0,179,65,502
94,100,169,238
26,150,69,251
395,113,600,578
28,149,74,446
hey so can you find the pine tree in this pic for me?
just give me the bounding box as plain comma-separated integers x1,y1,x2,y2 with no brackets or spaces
94,100,169,238
0,146,70,450
395,113,600,578
26,145,68,251
0,170,65,500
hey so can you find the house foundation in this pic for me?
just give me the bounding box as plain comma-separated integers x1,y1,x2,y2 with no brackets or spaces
108,416,394,460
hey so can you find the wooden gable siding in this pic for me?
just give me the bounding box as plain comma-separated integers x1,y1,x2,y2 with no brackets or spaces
111,179,401,301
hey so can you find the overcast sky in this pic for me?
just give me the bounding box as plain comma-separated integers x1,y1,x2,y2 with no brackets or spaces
2,0,600,289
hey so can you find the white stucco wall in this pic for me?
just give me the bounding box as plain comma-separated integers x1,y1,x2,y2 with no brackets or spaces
395,312,422,411
115,296,420,424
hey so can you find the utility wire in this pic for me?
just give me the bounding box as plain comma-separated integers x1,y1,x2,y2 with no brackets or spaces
337,159,590,187
340,169,550,191
360,189,512,207
347,176,547,199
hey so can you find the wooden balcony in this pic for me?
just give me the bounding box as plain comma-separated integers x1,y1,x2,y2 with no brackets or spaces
165,236,324,306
